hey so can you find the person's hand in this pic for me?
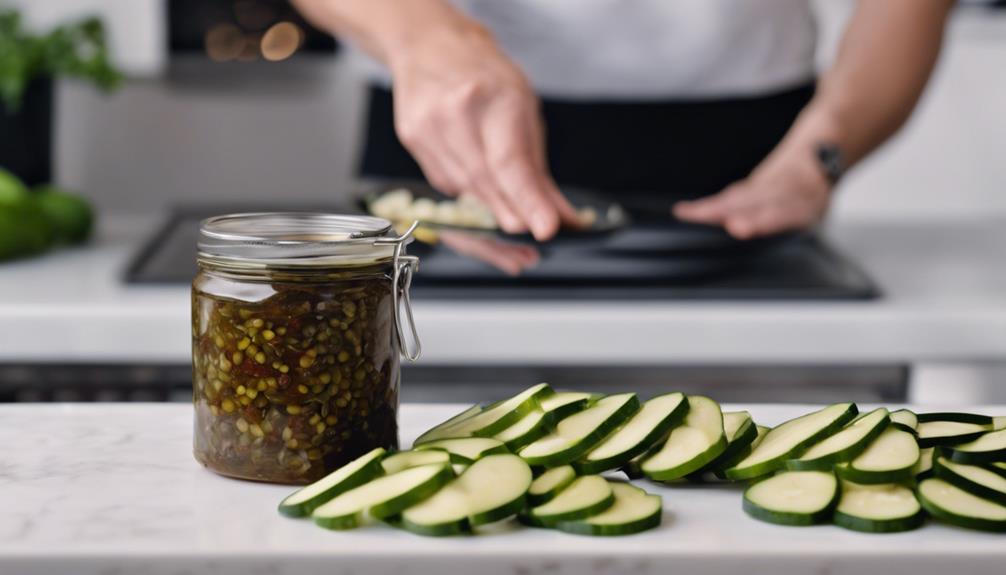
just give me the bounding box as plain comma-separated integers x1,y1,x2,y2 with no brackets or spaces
387,24,581,241
672,144,833,240
439,231,540,276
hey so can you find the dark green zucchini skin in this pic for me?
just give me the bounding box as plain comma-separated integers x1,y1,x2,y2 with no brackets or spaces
742,491,839,526
833,509,925,533
939,439,1006,466
836,462,916,485
519,492,616,528
917,412,994,425
917,479,1006,533
554,506,662,536
785,411,890,473
918,430,989,449
933,459,1006,506
521,394,641,467
574,393,690,475
726,403,859,481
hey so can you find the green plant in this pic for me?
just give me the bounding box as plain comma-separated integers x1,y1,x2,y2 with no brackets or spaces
0,10,121,111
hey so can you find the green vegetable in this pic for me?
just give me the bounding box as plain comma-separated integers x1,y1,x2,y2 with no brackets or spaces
933,456,1006,506
833,480,924,533
277,447,386,517
521,475,615,527
527,465,577,505
415,437,509,465
835,427,919,484
917,420,991,448
0,10,121,111
743,470,840,526
939,429,1006,465
400,454,532,535
641,395,727,481
0,167,28,204
725,403,858,481
575,392,688,474
380,450,451,475
785,407,890,472
917,478,1006,532
554,482,662,536
31,185,93,244
312,463,454,530
519,393,640,467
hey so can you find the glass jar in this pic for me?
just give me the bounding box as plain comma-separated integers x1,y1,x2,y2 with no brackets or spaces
191,213,420,484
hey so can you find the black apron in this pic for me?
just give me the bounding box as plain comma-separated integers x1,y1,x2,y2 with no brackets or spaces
359,83,814,212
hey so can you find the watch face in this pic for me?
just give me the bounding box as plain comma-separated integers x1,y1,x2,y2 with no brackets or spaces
815,143,844,184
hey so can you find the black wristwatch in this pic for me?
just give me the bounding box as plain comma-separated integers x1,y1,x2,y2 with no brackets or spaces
815,143,845,185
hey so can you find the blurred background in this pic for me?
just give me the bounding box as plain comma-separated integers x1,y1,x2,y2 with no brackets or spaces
0,0,1004,405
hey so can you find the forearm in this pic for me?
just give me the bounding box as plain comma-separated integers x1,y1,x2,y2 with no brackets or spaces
291,0,486,68
786,0,955,166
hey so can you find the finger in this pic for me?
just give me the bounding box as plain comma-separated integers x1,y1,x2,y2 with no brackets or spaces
440,232,529,276
482,109,561,241
724,200,815,240
399,131,460,196
521,106,582,228
435,114,527,234
672,182,754,225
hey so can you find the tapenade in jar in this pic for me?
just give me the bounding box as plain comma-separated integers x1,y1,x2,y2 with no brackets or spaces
192,214,420,484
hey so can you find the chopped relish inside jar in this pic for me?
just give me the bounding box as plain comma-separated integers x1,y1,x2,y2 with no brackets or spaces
192,214,418,484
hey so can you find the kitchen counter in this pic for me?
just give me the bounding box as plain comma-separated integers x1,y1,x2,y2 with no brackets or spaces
2,401,1004,575
0,215,1005,365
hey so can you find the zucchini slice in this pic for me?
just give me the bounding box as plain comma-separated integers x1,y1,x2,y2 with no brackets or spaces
415,437,509,464
700,411,757,473
381,449,451,475
313,463,455,529
493,409,553,451
940,429,1006,465
991,462,1006,479
528,465,577,505
725,403,857,481
786,408,890,472
713,423,770,480
917,412,994,425
833,480,924,533
539,391,594,421
917,420,992,448
933,457,1006,506
521,475,615,527
555,482,662,536
742,470,839,526
994,416,1006,431
413,404,483,445
917,478,1006,532
400,454,532,535
915,447,936,479
278,447,386,517
519,393,640,467
414,383,553,444
575,392,689,474
889,409,918,434
642,396,727,481
836,427,919,484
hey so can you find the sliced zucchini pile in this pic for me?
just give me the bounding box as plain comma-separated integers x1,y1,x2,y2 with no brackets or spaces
277,385,1006,537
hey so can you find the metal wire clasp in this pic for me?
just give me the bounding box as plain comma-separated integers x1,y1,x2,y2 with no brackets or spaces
376,221,422,361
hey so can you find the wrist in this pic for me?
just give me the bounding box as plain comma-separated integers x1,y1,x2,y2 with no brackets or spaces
382,8,493,73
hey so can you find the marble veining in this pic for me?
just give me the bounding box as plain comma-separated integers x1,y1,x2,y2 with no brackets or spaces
1,403,1004,575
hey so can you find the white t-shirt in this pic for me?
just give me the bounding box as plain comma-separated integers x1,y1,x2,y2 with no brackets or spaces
357,0,818,100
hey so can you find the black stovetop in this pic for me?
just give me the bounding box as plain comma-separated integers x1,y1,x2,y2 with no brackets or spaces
125,206,879,301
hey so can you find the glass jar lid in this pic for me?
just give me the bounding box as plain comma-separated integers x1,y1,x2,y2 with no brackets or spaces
198,212,412,267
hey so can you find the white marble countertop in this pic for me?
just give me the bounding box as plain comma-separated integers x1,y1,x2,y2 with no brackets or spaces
1,215,1005,364
2,402,1005,575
